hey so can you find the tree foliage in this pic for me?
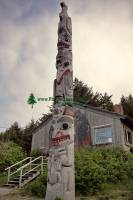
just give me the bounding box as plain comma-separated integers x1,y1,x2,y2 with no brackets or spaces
0,141,26,171
74,78,114,111
0,120,37,153
121,94,133,119
0,114,51,153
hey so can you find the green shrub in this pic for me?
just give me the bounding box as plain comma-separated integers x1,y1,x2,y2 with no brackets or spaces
55,197,64,200
0,141,26,171
30,148,43,158
75,146,133,195
75,147,106,195
23,145,133,197
130,145,133,154
23,170,47,197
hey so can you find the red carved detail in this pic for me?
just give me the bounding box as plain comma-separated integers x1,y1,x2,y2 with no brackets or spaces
57,69,72,84
82,136,90,145
79,135,90,148
51,132,70,146
57,41,70,48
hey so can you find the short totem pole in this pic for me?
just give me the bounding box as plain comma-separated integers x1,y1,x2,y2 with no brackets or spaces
45,2,75,200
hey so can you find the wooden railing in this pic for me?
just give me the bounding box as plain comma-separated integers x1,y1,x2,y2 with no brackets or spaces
5,156,47,188
5,157,31,183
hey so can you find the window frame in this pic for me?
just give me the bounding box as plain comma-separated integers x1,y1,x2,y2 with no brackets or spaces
93,124,113,145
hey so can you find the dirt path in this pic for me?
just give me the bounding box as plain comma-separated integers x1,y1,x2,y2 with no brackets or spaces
0,187,43,200
0,188,14,196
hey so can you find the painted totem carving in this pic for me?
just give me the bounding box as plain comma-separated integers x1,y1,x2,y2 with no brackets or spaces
45,2,75,200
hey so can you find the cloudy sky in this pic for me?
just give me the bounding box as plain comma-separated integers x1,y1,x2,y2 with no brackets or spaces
0,0,133,131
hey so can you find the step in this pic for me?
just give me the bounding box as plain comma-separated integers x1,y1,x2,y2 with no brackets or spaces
24,170,38,173
20,171,40,187
8,181,19,185
23,173,34,177
13,178,25,182
22,173,37,178
4,184,17,188
4,172,40,188
27,171,37,174
4,170,41,188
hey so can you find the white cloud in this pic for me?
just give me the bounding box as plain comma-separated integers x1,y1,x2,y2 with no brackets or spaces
69,0,133,102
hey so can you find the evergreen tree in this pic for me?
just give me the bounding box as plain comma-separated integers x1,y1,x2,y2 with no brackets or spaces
99,92,114,111
0,120,38,154
121,94,133,119
27,93,37,108
22,119,37,153
1,122,23,144
73,78,114,111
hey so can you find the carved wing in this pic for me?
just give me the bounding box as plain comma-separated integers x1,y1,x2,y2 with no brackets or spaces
66,17,72,35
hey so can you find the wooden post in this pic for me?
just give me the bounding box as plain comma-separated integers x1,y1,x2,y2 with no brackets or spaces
7,167,10,184
19,169,23,188
29,157,32,171
41,156,43,174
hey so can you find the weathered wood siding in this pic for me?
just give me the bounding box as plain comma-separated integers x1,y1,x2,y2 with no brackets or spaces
77,106,124,146
32,118,52,151
31,105,125,151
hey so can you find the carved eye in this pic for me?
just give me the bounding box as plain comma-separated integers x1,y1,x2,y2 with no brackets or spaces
64,62,69,67
57,60,61,65
62,123,69,130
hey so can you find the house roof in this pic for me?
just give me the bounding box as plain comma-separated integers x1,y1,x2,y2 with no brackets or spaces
32,104,133,134
76,103,124,118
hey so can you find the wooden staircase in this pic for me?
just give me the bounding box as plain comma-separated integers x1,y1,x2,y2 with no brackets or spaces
4,156,47,188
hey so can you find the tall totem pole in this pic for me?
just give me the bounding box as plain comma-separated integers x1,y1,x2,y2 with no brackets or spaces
45,2,75,200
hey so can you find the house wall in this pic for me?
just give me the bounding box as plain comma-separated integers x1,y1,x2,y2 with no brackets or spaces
75,106,124,146
31,106,124,151
31,118,51,152
123,124,133,146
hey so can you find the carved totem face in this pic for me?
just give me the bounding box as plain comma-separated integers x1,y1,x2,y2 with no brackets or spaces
49,112,74,148
48,109,74,187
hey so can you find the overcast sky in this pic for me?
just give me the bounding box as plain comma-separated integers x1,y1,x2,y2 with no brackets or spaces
0,0,133,131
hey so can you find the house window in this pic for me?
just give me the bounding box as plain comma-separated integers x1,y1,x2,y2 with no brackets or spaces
94,125,112,145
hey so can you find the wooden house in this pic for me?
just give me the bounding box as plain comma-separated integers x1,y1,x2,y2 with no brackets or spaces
31,104,133,151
